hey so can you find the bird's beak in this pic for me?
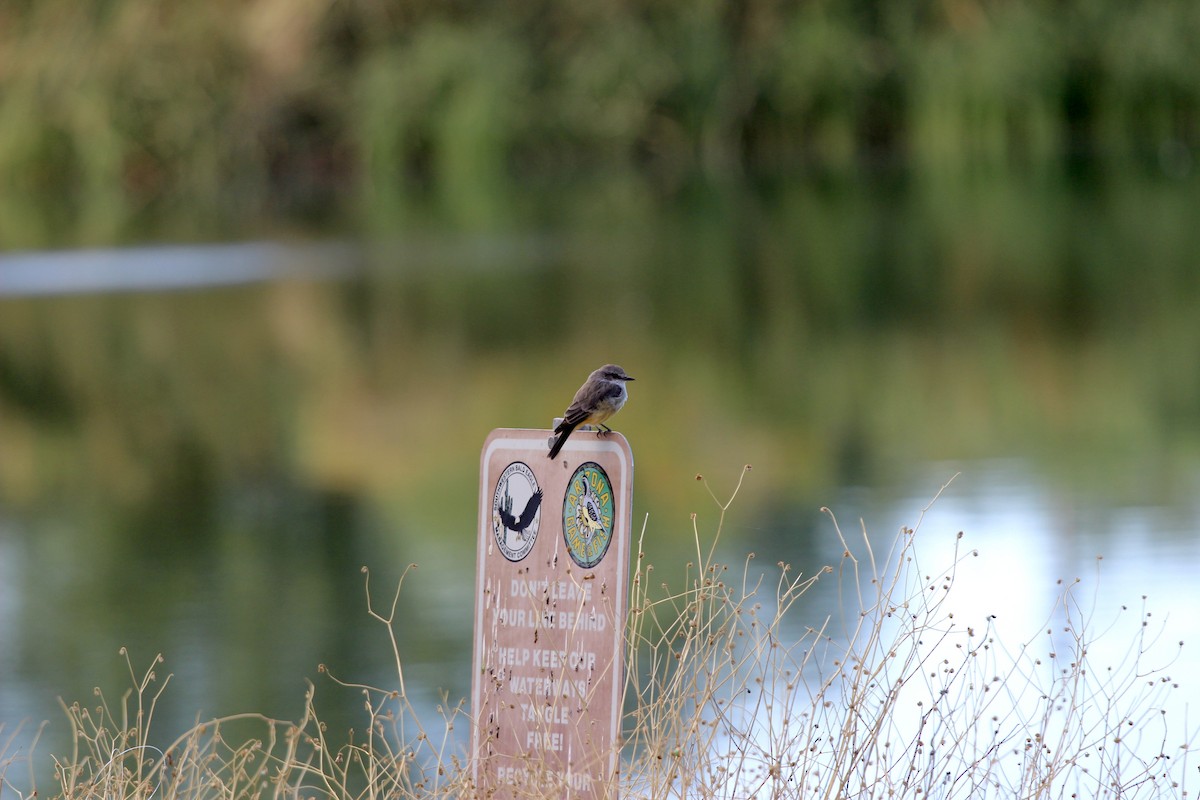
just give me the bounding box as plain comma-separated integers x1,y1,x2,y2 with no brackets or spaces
626,376,636,381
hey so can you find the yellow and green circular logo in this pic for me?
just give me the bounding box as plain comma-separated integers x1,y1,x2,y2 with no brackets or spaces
562,462,615,569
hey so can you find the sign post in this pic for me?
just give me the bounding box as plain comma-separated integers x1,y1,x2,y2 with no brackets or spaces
472,428,634,799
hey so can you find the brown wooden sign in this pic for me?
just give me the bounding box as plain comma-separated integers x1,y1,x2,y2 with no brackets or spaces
471,428,633,799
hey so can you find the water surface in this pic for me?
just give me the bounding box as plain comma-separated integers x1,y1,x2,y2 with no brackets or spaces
1,167,1198,789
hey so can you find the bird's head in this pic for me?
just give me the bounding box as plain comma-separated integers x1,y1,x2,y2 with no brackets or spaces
595,364,634,382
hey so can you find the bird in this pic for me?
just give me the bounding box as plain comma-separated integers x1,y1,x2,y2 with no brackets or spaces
574,476,605,537
498,487,542,537
547,364,635,459
577,498,605,537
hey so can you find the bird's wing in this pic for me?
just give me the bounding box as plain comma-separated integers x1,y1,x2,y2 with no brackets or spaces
558,406,590,429
498,501,519,530
558,389,596,428
560,383,623,428
554,414,580,433
517,490,543,530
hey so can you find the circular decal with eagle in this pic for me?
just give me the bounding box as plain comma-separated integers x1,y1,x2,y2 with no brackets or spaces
492,462,542,562
562,462,615,569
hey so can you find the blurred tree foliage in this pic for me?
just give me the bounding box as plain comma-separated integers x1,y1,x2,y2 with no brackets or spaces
1,0,1197,219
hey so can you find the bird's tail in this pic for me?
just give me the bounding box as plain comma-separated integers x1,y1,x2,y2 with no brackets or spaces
547,422,577,459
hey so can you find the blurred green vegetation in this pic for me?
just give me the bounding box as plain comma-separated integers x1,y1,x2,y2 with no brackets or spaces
2,166,1198,527
2,0,1198,240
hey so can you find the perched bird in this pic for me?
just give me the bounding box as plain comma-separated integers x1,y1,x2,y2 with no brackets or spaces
547,364,635,459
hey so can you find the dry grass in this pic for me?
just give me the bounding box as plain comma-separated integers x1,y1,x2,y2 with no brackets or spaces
2,469,1194,799
624,468,1195,798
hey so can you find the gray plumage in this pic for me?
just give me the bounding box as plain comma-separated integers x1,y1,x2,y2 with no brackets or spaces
548,364,635,459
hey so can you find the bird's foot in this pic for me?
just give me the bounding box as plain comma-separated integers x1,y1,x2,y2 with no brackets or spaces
596,424,613,437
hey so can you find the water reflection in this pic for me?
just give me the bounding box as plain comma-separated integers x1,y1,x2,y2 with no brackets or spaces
0,242,357,296
666,464,1200,796
1,167,1198,789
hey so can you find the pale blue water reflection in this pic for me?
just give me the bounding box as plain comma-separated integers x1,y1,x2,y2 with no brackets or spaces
0,242,357,296
678,461,1200,796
